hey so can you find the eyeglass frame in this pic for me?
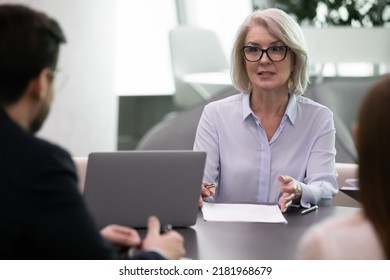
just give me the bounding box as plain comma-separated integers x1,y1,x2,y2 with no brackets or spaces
47,68,68,92
242,45,289,62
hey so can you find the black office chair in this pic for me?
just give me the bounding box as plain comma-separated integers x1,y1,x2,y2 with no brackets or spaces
305,76,377,163
136,88,239,150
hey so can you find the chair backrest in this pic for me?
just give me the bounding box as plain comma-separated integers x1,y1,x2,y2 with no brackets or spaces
169,26,230,108
72,156,88,193
333,163,360,207
335,163,358,188
305,76,377,163
136,88,239,150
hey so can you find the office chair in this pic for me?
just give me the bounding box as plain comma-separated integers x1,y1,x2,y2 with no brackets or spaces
73,157,88,193
169,26,232,108
136,87,239,150
305,76,377,163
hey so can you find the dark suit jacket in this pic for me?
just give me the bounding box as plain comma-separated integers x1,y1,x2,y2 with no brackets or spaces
0,109,163,260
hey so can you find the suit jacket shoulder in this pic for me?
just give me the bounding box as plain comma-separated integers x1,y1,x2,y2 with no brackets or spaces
0,110,164,260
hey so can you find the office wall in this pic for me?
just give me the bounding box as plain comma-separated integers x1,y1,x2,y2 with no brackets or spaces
2,0,118,156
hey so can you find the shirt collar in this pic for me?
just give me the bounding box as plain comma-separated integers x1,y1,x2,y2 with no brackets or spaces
241,92,298,125
285,94,297,125
242,93,252,121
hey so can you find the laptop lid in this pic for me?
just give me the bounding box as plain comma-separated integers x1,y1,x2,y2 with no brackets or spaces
83,151,206,228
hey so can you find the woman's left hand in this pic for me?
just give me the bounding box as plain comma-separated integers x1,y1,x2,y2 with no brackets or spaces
278,175,302,213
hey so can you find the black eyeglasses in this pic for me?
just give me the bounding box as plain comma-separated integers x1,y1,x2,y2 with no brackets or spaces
242,45,289,62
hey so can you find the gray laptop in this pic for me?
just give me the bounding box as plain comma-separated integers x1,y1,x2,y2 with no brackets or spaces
83,151,206,229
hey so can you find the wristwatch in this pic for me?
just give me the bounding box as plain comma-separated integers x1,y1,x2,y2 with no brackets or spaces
295,182,302,197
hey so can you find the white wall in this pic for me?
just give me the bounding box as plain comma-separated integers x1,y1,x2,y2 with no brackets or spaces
1,0,118,156
114,0,177,96
302,26,390,77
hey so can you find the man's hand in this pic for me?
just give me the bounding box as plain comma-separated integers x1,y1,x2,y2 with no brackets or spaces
100,224,141,247
142,216,185,260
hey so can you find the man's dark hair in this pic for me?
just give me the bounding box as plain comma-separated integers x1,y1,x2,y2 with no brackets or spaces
0,4,66,105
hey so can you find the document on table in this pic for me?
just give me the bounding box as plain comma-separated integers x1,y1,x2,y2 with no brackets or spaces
343,178,359,190
202,202,288,224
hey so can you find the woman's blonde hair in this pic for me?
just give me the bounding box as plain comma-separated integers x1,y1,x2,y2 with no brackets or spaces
231,8,309,95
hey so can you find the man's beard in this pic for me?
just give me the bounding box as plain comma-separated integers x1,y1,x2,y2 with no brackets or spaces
30,101,50,133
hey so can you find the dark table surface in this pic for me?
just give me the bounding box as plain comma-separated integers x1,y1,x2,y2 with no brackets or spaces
172,205,360,260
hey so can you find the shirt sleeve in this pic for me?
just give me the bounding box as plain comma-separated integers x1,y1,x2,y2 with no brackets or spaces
193,104,220,184
300,111,339,207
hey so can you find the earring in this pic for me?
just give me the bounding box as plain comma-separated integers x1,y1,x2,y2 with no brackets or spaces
288,77,293,89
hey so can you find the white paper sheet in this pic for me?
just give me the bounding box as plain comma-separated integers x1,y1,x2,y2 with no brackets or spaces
344,178,359,189
202,202,288,224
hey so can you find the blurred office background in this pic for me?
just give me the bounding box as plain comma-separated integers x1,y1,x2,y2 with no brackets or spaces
3,0,389,159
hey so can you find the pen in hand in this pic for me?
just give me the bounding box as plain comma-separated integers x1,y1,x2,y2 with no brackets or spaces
203,182,217,195
204,183,217,190
301,205,318,215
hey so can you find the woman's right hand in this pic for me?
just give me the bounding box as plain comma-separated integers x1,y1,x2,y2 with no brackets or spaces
199,182,217,207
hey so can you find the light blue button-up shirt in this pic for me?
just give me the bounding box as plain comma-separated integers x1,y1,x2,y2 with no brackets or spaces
193,93,338,207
